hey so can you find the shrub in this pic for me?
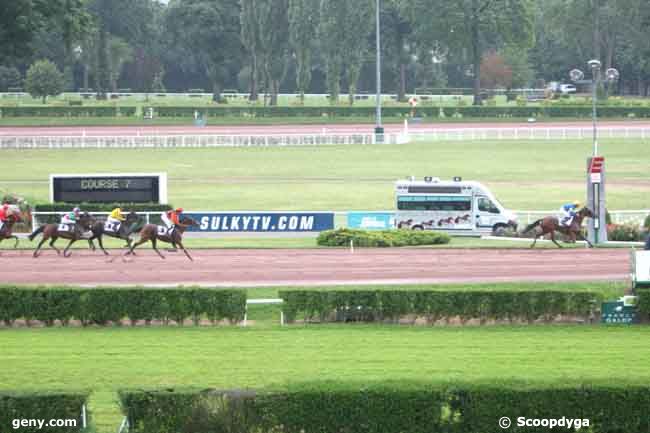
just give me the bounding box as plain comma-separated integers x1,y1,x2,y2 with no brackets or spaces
278,289,602,324
0,391,90,433
119,385,650,433
24,60,65,104
644,214,650,230
0,286,246,327
0,66,22,91
317,228,450,247
607,223,643,241
637,290,650,320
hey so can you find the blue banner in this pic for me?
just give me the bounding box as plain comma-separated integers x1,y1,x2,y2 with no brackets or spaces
185,212,334,232
347,212,395,230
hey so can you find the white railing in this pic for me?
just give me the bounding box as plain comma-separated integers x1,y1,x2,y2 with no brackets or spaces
513,210,650,226
29,209,649,236
406,127,650,141
2,127,648,149
0,133,408,149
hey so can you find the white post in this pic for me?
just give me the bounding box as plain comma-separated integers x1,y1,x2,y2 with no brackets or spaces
82,404,87,429
350,239,354,254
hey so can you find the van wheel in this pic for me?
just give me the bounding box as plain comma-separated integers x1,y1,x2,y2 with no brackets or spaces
412,225,424,231
492,224,508,236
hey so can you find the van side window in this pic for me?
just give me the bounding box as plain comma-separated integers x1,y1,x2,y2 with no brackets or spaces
478,197,500,214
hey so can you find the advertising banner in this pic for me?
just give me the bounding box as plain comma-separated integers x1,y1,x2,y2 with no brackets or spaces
347,212,395,230
185,212,334,232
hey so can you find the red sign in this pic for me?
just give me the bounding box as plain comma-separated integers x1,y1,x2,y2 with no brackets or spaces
590,156,605,173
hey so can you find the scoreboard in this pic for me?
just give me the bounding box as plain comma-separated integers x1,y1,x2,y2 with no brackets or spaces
50,173,167,203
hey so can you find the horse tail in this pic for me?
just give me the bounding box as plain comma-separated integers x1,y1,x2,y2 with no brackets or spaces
28,225,45,241
522,219,543,234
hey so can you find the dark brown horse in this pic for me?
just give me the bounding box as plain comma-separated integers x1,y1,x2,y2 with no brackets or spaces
0,208,23,249
125,215,198,261
29,212,96,257
88,211,141,255
522,207,594,248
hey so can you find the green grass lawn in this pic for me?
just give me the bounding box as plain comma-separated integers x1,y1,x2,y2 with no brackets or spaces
0,325,647,432
1,138,648,210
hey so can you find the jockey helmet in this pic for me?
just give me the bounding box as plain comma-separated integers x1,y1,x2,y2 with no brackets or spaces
73,207,80,213
573,201,582,208
175,208,184,213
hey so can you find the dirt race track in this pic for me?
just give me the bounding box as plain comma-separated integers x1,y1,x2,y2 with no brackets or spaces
0,248,630,287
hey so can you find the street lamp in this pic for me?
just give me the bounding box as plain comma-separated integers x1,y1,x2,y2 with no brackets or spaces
570,61,619,156
569,61,619,245
374,0,384,139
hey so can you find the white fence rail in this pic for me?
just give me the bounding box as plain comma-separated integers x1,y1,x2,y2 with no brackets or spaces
407,127,650,141
1,127,648,149
29,209,649,236
0,133,408,149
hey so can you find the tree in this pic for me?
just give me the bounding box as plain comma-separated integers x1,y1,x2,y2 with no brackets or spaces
289,0,320,103
0,66,22,91
404,0,534,105
165,0,241,102
319,0,374,105
480,52,512,89
240,0,290,106
24,60,64,103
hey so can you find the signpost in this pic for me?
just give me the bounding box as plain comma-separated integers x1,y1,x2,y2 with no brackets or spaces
587,156,607,244
50,173,167,203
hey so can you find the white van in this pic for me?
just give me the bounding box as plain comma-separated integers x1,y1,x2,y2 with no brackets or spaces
394,177,517,236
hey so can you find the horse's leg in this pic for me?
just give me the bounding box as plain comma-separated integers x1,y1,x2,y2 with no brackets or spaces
98,235,109,255
177,240,193,261
126,237,147,256
550,230,562,248
576,231,594,248
49,236,61,255
63,239,77,257
151,237,165,259
33,238,47,257
11,236,19,249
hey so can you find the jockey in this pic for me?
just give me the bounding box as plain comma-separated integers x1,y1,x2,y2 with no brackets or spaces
107,207,126,228
161,207,183,235
0,202,11,231
560,201,582,227
61,207,81,225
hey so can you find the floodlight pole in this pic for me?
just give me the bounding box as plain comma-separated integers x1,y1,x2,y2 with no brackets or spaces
374,0,384,140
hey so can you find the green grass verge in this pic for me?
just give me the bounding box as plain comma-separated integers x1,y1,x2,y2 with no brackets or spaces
0,325,647,432
2,139,649,210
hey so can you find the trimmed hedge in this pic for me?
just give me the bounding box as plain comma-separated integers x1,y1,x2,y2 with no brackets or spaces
119,384,650,433
0,286,246,326
278,290,602,324
0,106,125,117
151,105,650,118
638,289,650,319
317,228,450,247
33,203,172,212
0,391,90,433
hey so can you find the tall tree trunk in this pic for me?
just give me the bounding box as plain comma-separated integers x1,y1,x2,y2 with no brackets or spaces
83,64,89,91
399,63,407,102
270,79,279,106
471,13,481,106
212,81,222,103
249,57,258,101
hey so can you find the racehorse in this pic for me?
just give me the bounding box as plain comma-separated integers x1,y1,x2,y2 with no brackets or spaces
125,215,198,261
522,207,594,248
29,212,96,257
88,211,141,255
0,205,23,249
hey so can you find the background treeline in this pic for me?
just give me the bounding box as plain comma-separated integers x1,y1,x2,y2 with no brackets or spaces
2,0,650,104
